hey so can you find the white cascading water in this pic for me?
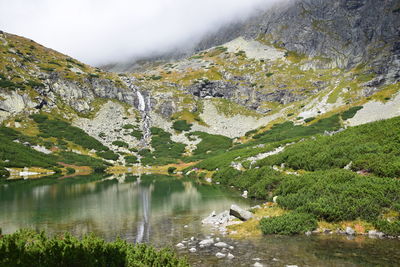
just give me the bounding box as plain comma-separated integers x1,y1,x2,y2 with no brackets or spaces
124,77,151,147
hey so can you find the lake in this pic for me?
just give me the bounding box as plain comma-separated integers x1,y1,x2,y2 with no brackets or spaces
0,174,399,266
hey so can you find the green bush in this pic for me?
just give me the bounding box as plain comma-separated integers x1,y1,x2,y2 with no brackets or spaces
258,116,400,177
172,120,192,132
260,212,317,235
252,114,340,145
131,130,143,140
0,127,58,168
168,167,177,174
58,152,108,169
304,117,315,123
97,151,119,161
125,155,138,164
212,166,284,199
188,131,232,158
112,141,129,148
341,106,363,120
0,229,189,267
140,128,185,166
373,220,400,236
275,169,400,222
32,115,109,152
66,167,75,174
0,167,10,178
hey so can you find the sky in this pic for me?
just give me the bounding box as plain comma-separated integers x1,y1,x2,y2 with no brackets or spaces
0,0,281,65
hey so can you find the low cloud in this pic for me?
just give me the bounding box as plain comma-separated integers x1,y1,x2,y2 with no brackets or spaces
0,0,282,65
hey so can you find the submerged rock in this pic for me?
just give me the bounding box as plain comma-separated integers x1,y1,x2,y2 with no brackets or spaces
230,204,253,221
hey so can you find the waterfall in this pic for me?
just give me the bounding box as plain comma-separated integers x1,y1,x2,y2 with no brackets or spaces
124,78,151,147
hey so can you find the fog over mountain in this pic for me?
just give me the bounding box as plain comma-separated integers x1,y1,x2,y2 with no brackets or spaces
0,0,283,65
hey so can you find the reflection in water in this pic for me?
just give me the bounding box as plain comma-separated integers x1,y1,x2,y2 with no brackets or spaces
136,180,153,243
1,174,399,267
0,174,250,241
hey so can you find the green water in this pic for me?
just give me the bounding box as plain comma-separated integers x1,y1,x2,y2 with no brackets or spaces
0,174,399,266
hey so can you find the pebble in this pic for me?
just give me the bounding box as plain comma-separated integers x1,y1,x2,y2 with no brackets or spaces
227,253,235,259
229,246,234,250
189,247,197,253
190,236,195,241
176,243,185,249
214,242,228,248
184,225,188,228
199,238,214,247
216,252,226,259
253,262,263,267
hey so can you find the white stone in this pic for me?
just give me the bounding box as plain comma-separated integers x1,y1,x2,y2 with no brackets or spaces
214,242,228,248
189,247,197,253
199,238,214,247
176,243,185,249
227,253,235,260
216,252,226,259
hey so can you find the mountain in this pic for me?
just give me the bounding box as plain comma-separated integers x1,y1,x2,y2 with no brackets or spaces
0,0,399,179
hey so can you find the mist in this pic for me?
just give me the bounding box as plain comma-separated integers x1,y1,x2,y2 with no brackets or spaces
0,0,282,66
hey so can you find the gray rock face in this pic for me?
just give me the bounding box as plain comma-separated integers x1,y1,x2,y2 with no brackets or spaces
198,0,400,81
230,204,253,221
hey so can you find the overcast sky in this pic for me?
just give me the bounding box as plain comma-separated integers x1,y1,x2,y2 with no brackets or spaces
0,0,281,66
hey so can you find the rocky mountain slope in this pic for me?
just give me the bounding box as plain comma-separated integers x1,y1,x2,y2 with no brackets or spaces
0,0,399,179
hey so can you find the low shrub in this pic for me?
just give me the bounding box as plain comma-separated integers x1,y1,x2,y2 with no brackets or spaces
168,167,177,174
97,151,119,161
112,141,129,148
341,106,363,120
260,212,317,235
0,167,10,178
276,169,400,222
373,220,400,236
172,120,192,132
125,155,138,164
0,229,189,267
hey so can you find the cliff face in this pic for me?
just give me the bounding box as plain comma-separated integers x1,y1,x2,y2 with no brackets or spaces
198,0,400,79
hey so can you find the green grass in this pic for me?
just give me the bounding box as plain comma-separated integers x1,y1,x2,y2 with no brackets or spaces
0,229,189,267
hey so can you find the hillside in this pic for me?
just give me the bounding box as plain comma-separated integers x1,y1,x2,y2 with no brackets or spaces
0,0,399,239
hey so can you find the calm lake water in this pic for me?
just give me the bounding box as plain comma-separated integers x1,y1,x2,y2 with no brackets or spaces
0,174,399,266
